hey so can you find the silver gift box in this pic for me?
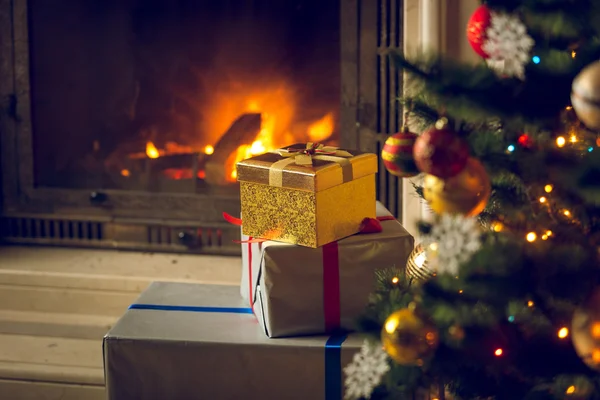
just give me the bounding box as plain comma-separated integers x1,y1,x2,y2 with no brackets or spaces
103,282,362,400
241,202,414,337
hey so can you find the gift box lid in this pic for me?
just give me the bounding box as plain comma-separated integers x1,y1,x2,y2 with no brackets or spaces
236,143,377,192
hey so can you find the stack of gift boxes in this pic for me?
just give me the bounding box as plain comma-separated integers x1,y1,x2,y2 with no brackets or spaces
103,143,414,400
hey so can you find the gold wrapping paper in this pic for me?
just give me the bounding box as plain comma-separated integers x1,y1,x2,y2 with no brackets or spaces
237,143,378,248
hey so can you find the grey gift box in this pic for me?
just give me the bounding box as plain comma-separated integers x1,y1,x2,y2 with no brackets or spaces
103,282,363,400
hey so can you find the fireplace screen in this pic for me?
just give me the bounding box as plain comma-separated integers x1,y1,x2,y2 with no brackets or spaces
28,0,340,193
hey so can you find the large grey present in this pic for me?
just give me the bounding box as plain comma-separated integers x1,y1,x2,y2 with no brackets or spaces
103,282,362,400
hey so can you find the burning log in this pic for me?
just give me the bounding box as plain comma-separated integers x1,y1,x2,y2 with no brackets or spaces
205,113,261,186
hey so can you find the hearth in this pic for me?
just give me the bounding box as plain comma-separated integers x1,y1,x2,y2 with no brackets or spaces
0,0,404,255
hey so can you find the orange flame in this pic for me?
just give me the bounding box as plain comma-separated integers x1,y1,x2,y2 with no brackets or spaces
307,112,334,142
146,142,160,159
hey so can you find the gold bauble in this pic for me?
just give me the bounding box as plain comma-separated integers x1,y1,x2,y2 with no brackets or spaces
423,157,491,216
571,60,600,131
572,288,600,370
381,308,439,365
406,244,434,282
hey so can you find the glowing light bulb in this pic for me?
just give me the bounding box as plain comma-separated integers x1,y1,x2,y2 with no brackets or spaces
558,327,569,339
556,136,566,147
542,234,548,240
494,348,503,356
546,230,552,236
564,210,571,217
544,184,553,193
566,385,576,394
204,145,214,155
391,276,399,284
526,232,537,242
539,197,547,203
528,300,534,307
492,222,504,232
570,135,578,143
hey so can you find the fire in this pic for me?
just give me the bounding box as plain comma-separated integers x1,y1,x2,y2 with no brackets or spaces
307,112,334,142
146,142,160,159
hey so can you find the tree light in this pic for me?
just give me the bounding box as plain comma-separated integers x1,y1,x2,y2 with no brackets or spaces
391,276,399,284
491,222,504,232
544,184,553,193
507,144,515,152
566,385,576,394
546,230,552,236
570,135,578,143
494,348,503,356
571,50,577,59
526,232,537,242
564,210,571,217
532,56,541,64
591,322,600,338
558,327,569,339
527,300,534,307
539,197,547,203
556,136,566,147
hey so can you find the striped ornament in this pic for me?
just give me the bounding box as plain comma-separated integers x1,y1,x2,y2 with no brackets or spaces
381,132,420,177
405,244,434,282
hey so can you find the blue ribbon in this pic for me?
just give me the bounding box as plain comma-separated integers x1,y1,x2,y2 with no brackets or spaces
129,303,347,399
128,304,254,314
325,333,348,400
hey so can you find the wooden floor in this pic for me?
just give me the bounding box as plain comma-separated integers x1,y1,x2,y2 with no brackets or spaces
0,245,241,399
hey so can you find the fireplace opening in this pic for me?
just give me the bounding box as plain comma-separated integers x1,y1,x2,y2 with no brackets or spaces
28,0,340,193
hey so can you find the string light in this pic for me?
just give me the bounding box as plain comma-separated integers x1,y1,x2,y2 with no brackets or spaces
591,322,600,338
589,147,594,152
507,144,516,152
491,222,504,232
526,232,537,242
527,300,534,307
566,385,576,395
544,184,553,193
391,276,399,284
593,349,600,363
546,230,552,236
494,348,503,356
564,210,571,217
532,56,541,64
566,106,573,111
459,289,464,294
507,315,515,322
570,134,578,143
571,50,577,58
556,136,566,147
542,234,548,240
558,327,569,339
539,197,547,203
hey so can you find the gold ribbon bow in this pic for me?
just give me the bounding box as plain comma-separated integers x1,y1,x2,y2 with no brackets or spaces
269,143,355,188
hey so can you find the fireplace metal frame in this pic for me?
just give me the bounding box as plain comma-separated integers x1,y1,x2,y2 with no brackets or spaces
0,0,404,254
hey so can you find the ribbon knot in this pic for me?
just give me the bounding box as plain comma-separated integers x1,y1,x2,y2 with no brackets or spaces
277,142,353,166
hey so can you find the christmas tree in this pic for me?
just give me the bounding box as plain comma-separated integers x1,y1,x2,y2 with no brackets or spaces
344,1,600,399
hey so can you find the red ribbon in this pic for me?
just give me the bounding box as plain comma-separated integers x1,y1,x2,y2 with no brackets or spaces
322,242,340,331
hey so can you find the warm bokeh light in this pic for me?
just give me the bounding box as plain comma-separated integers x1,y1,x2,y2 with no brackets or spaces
566,385,576,394
494,348,503,356
526,232,537,242
546,230,552,236
564,210,571,217
492,222,504,232
570,135,578,143
556,136,566,147
591,322,600,338
429,243,439,252
528,300,534,307
593,349,600,363
539,197,546,203
459,289,464,294
146,142,160,159
544,184,553,193
204,145,214,155
558,327,569,339
571,50,577,59
542,234,548,240
121,169,131,177
391,276,399,284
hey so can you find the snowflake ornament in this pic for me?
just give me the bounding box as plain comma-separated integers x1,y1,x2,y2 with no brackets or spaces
482,12,534,80
422,213,482,276
344,340,390,400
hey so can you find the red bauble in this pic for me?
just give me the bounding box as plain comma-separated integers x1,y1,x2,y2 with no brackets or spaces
466,4,492,59
413,119,470,179
381,130,420,178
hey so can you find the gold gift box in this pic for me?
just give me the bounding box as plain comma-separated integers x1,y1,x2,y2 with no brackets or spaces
236,143,378,248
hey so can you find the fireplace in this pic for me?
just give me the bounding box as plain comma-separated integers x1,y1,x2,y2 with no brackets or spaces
0,0,404,255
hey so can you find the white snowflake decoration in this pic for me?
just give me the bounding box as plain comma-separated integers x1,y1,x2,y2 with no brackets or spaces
344,339,390,400
422,213,482,276
482,12,534,80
